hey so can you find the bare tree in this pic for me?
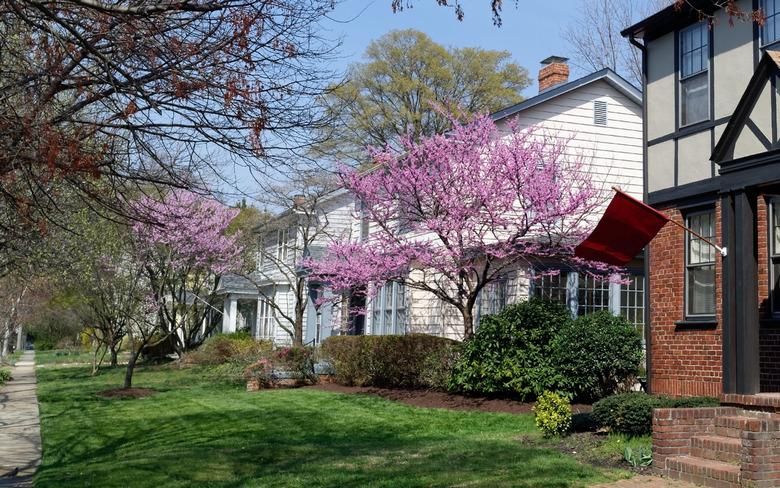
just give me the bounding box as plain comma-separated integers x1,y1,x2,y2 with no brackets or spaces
245,170,341,346
0,0,339,272
563,0,672,86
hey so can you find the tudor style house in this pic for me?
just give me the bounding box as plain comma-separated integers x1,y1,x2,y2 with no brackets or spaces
624,1,780,486
215,59,645,345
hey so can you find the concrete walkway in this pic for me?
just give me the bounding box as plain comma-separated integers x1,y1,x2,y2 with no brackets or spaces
0,352,40,487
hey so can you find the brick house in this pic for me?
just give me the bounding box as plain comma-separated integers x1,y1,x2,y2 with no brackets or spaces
623,0,780,485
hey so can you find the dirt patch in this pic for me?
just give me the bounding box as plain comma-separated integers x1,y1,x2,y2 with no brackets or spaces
96,387,157,399
309,383,592,415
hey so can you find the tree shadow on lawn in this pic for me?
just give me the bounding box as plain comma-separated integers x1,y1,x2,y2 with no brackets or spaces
34,368,625,488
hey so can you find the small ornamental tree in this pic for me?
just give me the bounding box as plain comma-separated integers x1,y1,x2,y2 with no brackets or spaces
307,113,617,339
131,190,245,356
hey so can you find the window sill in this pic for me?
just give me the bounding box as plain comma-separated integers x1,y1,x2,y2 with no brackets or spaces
675,319,718,329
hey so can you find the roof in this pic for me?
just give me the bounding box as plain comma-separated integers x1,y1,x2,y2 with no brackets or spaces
621,0,717,41
489,68,642,123
711,51,780,164
215,272,269,295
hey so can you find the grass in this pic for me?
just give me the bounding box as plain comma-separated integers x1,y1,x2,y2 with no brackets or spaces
34,360,631,488
35,349,130,366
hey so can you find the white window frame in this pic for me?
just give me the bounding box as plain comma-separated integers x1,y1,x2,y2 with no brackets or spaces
369,281,406,335
769,198,780,316
684,209,717,319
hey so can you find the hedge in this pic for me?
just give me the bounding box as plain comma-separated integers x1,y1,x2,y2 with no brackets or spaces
320,334,459,389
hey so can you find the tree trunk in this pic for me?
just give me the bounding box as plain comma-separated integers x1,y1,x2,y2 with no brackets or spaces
293,313,304,347
109,344,118,367
124,350,140,389
16,325,23,351
461,308,475,341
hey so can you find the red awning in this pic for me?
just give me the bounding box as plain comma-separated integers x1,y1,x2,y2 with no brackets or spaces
575,189,670,266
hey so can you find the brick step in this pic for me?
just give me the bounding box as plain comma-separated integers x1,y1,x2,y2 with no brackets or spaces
690,435,741,464
713,415,762,438
666,455,741,488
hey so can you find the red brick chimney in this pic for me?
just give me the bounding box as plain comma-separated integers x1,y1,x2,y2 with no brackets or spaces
538,56,570,93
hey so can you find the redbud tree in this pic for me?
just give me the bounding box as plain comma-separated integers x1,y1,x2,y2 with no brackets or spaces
132,190,244,355
307,113,610,339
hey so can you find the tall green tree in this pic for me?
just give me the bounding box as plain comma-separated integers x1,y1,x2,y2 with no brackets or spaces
314,29,530,163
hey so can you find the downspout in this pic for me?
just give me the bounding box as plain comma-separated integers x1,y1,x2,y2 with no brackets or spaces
629,33,652,393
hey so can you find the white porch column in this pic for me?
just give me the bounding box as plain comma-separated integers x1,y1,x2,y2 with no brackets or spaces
222,296,237,333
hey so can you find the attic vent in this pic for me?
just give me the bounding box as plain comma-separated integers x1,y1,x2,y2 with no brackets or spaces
593,100,608,126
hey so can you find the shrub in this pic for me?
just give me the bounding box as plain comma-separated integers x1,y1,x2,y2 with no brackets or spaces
320,334,459,389
182,333,272,365
0,368,11,385
533,391,573,437
592,393,720,436
553,311,643,402
275,346,317,384
448,299,572,400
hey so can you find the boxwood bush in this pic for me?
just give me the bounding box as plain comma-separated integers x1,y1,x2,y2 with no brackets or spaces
320,334,459,389
553,311,644,402
448,299,572,400
592,392,720,436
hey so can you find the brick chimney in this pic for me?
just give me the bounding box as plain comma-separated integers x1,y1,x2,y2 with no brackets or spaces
538,56,570,93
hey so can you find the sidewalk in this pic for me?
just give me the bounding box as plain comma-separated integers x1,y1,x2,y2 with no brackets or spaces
0,351,41,487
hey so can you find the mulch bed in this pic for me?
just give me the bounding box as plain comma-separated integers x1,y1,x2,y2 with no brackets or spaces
96,387,157,399
309,383,592,415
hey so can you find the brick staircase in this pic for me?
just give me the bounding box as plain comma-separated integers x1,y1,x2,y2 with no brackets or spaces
653,405,780,487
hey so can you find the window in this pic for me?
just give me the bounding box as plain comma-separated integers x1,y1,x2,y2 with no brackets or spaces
276,229,289,262
593,100,608,126
475,278,508,325
685,210,716,317
770,199,780,315
762,0,780,46
258,298,276,338
356,198,370,241
679,22,710,126
577,272,611,316
370,281,406,335
620,275,645,342
533,272,568,304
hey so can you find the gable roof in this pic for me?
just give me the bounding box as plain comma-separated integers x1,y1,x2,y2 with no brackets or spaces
489,68,641,123
621,0,716,41
711,51,780,164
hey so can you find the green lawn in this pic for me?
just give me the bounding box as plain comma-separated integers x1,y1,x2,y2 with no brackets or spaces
35,349,129,366
34,361,631,488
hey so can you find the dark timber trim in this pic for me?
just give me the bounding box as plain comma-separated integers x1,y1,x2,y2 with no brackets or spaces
647,117,730,147
722,192,736,394
734,190,760,394
647,179,721,206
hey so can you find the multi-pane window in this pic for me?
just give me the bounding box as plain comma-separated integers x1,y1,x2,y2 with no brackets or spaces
370,281,406,335
762,0,780,46
577,273,611,316
257,298,276,339
770,199,780,315
475,278,508,326
533,273,568,303
620,275,645,328
679,22,710,126
276,229,289,262
685,210,717,317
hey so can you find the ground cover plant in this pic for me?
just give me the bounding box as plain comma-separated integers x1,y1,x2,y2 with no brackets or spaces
34,359,630,488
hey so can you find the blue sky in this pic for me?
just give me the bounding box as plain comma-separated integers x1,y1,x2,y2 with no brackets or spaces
324,0,583,95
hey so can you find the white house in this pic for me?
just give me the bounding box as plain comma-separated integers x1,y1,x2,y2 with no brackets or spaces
217,57,645,344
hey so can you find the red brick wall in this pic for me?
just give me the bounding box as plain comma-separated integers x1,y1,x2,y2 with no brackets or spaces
757,195,780,392
649,203,723,397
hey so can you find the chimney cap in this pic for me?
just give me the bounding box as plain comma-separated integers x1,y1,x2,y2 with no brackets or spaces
540,55,569,66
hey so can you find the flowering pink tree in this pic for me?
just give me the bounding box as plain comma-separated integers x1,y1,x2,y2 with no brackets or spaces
131,190,245,355
307,113,614,339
